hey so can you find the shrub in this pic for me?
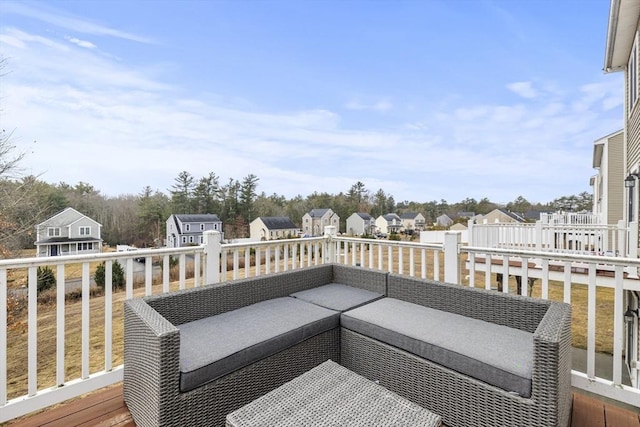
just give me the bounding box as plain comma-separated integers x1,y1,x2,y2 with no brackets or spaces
94,260,126,291
388,232,401,241
37,266,56,294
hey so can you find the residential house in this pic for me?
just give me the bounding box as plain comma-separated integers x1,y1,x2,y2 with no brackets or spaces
375,213,402,235
250,217,299,241
301,209,340,236
35,207,102,257
435,214,453,228
346,213,376,236
399,212,426,233
592,129,625,226
604,0,640,374
166,214,222,248
479,208,525,224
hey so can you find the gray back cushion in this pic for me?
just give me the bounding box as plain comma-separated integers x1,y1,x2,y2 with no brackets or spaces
291,283,383,312
178,297,339,392
341,298,534,397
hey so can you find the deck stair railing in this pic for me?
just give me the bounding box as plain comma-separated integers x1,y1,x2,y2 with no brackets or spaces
0,228,638,422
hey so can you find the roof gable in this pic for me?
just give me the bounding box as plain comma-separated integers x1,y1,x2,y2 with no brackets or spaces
259,217,297,230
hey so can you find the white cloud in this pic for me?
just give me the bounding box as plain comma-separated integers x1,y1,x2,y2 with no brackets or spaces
3,2,153,44
506,81,538,99
65,36,96,49
0,26,624,204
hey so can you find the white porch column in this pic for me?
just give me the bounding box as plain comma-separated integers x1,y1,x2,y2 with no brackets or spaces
444,231,461,284
203,230,222,284
324,226,337,263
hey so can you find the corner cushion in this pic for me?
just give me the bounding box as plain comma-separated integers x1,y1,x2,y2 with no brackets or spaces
178,297,340,392
341,298,534,397
290,283,384,312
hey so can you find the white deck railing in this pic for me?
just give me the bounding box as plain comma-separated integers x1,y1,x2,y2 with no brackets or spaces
0,230,638,422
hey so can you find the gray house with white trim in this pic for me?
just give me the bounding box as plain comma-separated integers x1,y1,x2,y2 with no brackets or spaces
35,207,102,257
166,214,223,248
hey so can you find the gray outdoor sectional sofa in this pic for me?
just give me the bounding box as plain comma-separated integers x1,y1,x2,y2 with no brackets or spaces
124,263,572,427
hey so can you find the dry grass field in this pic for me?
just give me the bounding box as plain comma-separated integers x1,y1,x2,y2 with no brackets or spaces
4,244,617,400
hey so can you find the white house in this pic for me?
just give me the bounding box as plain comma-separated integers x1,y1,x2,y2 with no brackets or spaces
375,213,402,235
166,214,223,248
346,212,376,236
302,209,340,236
400,212,426,233
35,207,102,257
435,214,453,228
250,217,299,241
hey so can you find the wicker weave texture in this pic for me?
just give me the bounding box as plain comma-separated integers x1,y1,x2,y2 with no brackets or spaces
226,360,441,427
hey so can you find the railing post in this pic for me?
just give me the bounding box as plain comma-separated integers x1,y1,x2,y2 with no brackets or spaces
627,221,639,278
467,220,474,246
324,226,337,263
535,220,543,251
204,230,222,284
444,232,461,284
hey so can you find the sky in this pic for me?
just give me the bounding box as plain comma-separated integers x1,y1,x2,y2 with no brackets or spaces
0,0,624,205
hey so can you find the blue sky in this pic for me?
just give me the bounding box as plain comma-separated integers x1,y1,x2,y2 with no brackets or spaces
0,0,623,204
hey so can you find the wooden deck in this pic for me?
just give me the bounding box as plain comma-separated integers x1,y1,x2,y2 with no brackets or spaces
5,384,639,427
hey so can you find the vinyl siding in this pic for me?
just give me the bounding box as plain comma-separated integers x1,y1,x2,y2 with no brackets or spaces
607,132,625,226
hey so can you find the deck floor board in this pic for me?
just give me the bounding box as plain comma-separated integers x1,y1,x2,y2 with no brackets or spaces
6,384,639,426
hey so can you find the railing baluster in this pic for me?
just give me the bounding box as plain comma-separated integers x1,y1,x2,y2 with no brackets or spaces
398,246,403,275
245,248,250,277
233,249,239,280
81,262,90,380
126,258,133,300
56,264,65,386
613,265,624,385
387,245,393,273
421,249,426,279
105,260,113,372
275,244,281,272
179,254,186,288
434,250,440,281
163,255,170,293
266,246,271,274
468,252,475,287
1,268,7,405
194,253,201,287
378,244,383,270
502,255,509,293
28,267,37,395
563,261,571,303
368,243,373,268
587,264,596,378
283,245,289,271
145,256,153,295
409,248,415,277
521,257,528,296
541,259,549,299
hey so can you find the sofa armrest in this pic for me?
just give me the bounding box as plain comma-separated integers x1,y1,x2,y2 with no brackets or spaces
531,302,572,405
124,299,181,426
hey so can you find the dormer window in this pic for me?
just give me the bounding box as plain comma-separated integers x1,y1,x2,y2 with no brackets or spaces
185,224,191,232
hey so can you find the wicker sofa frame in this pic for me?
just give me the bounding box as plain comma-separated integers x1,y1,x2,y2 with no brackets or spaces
123,264,386,426
341,273,572,427
124,264,571,427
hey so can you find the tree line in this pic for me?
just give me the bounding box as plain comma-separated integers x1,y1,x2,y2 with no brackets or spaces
0,147,592,257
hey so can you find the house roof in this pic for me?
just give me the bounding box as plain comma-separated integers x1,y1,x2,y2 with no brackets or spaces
400,212,419,219
259,217,297,230
174,214,221,223
355,212,373,220
604,0,640,72
38,207,102,227
456,211,476,218
382,213,401,221
308,209,331,218
498,208,525,222
593,129,623,169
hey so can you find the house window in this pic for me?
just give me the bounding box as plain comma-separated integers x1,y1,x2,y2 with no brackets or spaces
200,223,205,231
630,36,638,113
78,242,93,251
182,236,187,244
185,224,191,232
79,226,91,236
199,235,203,244
48,227,61,237
189,236,194,243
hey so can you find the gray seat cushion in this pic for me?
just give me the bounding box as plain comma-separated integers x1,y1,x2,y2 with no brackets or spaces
178,297,340,392
291,283,383,312
341,298,534,397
